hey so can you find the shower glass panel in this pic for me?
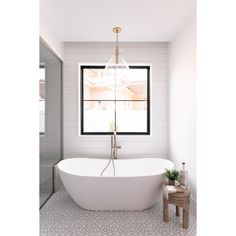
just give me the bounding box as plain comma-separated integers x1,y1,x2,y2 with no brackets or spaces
39,40,62,208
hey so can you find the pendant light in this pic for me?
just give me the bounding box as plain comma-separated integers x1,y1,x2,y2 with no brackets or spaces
104,27,130,90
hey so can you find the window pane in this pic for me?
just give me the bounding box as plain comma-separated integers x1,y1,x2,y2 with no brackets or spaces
116,69,147,100
39,65,45,133
116,101,147,132
83,68,147,100
83,101,115,132
84,68,115,100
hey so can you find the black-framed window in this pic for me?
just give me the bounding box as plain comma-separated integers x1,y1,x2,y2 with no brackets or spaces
80,65,150,135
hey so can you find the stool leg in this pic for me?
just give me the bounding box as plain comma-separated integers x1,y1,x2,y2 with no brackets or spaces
183,208,189,229
163,196,169,222
176,206,180,216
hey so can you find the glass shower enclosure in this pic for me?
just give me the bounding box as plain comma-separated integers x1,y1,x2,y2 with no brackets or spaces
39,39,62,208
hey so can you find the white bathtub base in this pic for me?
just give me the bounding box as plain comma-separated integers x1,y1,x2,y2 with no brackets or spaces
58,158,173,211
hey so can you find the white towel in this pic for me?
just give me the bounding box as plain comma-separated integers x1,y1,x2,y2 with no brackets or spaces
163,185,178,200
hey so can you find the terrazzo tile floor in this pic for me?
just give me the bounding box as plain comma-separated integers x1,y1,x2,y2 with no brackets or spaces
40,187,196,236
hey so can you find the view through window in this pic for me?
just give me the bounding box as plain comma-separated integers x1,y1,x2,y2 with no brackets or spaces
81,65,150,135
39,64,45,134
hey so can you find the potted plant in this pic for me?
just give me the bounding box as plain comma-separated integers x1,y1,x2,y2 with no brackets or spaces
165,169,180,185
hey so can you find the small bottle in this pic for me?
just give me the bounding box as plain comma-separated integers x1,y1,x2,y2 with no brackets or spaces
180,162,188,187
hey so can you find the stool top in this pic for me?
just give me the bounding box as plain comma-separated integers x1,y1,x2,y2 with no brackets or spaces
163,184,190,190
163,185,190,200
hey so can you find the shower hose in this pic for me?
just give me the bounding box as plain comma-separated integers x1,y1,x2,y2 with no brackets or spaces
100,144,116,177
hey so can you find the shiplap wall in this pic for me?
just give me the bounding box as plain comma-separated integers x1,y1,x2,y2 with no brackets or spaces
40,42,62,160
63,42,168,159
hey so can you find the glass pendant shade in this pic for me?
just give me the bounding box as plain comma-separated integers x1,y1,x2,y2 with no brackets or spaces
104,50,130,90
104,27,130,91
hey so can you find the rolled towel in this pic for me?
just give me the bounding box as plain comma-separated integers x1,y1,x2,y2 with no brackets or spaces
163,185,185,200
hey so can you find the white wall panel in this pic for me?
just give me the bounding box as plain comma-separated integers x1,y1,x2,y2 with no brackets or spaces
63,42,168,160
169,16,196,200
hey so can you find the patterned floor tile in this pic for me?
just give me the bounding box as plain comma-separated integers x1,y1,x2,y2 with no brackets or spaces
40,188,196,236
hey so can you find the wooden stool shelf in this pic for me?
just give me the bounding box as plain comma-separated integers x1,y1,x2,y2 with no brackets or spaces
163,186,190,229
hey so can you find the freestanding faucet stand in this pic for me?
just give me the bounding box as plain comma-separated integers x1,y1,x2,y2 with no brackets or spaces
111,132,121,159
100,132,121,176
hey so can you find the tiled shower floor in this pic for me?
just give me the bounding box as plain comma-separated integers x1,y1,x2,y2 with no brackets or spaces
40,187,196,236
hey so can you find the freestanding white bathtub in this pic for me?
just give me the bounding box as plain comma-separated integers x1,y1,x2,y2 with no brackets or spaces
58,158,173,211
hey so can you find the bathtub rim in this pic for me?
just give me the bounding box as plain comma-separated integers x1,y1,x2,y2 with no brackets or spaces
57,157,174,178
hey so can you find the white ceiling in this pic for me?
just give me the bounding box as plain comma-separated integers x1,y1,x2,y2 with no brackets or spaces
40,0,195,42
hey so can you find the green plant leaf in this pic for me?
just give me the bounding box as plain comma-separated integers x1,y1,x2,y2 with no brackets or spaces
164,168,180,181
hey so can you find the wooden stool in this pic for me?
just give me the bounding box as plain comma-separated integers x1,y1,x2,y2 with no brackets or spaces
163,186,190,229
